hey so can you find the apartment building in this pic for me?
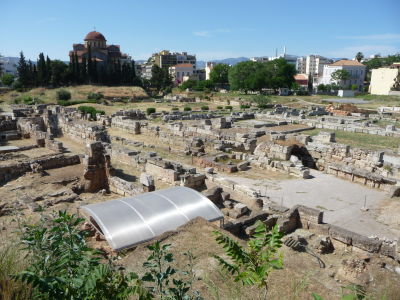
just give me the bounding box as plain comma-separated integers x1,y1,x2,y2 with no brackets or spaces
151,50,196,69
296,55,332,76
316,60,366,91
169,64,195,83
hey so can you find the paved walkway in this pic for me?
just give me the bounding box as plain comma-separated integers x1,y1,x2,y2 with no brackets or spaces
219,169,399,239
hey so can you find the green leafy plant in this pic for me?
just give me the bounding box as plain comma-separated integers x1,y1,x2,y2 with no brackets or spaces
87,92,104,101
184,106,192,112
147,107,156,115
213,221,283,300
200,105,209,111
225,105,233,110
13,211,148,300
78,105,105,120
312,284,368,300
240,104,250,109
141,241,202,299
217,106,223,109
56,89,71,100
171,107,179,111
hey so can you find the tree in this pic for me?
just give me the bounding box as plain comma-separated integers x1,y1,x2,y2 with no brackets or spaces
209,63,229,88
17,51,31,88
228,61,268,93
1,73,15,86
252,95,271,108
331,69,350,87
264,58,296,90
213,221,283,300
37,52,46,86
45,56,52,85
51,60,68,86
355,52,364,62
150,65,164,92
0,53,3,76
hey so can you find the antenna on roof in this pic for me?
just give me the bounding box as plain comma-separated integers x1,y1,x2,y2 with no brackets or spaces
93,26,96,31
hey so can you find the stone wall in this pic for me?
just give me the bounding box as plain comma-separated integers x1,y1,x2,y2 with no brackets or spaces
0,154,80,184
108,176,144,196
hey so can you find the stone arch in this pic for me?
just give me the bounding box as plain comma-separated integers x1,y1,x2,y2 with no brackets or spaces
288,144,316,169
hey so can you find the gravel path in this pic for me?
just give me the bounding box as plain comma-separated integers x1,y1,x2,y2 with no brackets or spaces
219,169,399,239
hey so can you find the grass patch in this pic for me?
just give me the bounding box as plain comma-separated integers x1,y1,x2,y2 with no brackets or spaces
306,128,399,151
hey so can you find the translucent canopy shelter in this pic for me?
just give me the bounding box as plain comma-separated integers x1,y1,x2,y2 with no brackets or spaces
81,186,223,250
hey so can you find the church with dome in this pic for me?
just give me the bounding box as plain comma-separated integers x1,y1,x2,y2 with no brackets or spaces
69,31,131,66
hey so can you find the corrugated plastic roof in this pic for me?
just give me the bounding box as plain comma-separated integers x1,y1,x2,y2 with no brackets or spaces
81,186,223,250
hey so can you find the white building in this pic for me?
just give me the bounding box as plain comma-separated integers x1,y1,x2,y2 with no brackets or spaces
169,64,195,84
316,60,366,91
205,62,218,80
296,55,332,76
250,57,269,63
369,63,400,95
0,57,18,76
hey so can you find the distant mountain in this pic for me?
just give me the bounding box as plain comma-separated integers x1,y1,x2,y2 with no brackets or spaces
196,57,249,69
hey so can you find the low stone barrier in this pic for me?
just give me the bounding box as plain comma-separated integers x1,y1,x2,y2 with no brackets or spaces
0,154,80,184
108,176,144,196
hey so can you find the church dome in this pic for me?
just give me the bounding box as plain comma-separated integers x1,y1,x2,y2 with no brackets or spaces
84,31,106,41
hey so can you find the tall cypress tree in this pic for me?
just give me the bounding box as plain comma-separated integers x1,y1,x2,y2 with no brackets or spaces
37,53,46,86
81,56,87,83
32,64,38,86
17,51,30,88
92,58,98,84
28,60,34,87
75,54,81,84
87,46,93,83
45,56,52,86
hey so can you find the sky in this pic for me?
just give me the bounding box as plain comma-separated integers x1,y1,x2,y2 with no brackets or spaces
1,0,399,62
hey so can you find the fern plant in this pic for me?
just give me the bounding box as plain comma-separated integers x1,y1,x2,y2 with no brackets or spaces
213,221,283,299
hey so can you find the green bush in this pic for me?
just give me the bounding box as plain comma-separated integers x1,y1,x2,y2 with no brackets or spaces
171,107,179,111
146,107,156,115
217,106,223,109
12,80,23,92
78,106,105,120
87,92,103,101
201,105,209,111
14,95,40,105
225,105,233,110
13,211,146,300
57,99,98,106
240,104,250,109
183,106,192,111
1,74,15,86
56,89,71,101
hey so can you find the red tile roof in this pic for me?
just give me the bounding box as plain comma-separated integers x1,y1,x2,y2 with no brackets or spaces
330,60,364,66
84,31,106,41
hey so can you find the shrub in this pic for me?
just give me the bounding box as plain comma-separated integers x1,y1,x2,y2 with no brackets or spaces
13,211,146,300
146,107,156,115
56,89,71,101
225,105,233,110
1,74,15,86
217,106,223,109
87,92,103,101
214,221,283,298
183,106,192,111
201,105,209,111
78,106,105,120
240,104,250,109
351,84,358,91
171,107,179,111
12,80,23,92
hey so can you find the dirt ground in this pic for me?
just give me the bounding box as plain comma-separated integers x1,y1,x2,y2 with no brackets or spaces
114,218,399,300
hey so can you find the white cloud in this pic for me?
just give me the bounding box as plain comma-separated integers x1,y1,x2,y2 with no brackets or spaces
337,33,400,40
327,45,399,58
193,31,211,37
193,28,231,38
